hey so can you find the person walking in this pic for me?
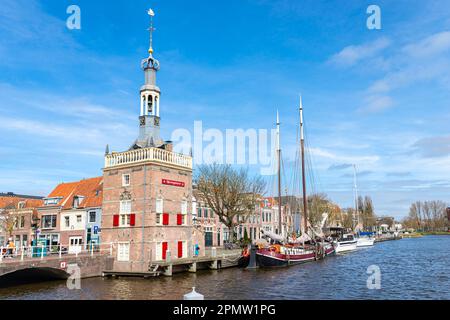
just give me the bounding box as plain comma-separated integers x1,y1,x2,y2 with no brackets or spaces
7,238,15,258
194,244,200,257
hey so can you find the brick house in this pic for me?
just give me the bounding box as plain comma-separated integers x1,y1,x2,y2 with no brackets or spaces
0,193,43,247
58,177,103,253
37,177,103,253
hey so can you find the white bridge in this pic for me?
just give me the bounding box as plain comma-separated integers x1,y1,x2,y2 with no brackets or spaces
104,147,192,170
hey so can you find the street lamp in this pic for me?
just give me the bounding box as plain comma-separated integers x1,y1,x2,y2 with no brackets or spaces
31,214,40,245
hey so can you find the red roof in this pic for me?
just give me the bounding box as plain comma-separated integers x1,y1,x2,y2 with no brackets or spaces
0,197,43,210
45,177,103,210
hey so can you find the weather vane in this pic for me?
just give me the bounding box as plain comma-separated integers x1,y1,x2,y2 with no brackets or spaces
148,8,155,56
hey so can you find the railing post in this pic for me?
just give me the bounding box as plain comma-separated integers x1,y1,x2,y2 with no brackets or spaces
0,246,3,263
59,245,62,259
40,244,44,260
21,246,24,261
110,242,113,256
90,244,94,257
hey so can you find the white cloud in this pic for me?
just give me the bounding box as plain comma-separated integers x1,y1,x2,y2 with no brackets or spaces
403,31,450,58
328,38,391,67
358,95,394,113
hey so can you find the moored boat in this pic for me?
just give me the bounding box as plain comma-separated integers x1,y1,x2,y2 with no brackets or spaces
335,233,358,253
356,232,375,247
252,97,337,268
256,244,316,267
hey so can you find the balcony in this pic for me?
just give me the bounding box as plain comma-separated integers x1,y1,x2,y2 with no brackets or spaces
104,147,192,170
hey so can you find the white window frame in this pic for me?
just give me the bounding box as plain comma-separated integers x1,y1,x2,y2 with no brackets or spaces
117,242,130,262
181,199,188,215
156,213,162,226
122,174,131,187
120,214,131,227
89,211,96,223
120,200,132,214
156,198,163,214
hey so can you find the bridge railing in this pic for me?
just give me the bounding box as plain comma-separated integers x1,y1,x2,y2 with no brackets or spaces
0,242,115,264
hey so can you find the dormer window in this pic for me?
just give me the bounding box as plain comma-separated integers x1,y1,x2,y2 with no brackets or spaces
73,195,85,208
44,197,61,206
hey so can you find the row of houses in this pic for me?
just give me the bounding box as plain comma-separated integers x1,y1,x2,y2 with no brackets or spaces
0,185,292,256
0,178,102,254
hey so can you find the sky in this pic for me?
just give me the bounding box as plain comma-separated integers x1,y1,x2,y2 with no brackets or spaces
1,0,450,219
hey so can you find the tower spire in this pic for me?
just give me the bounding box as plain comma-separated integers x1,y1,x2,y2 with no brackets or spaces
132,8,162,150
147,8,155,56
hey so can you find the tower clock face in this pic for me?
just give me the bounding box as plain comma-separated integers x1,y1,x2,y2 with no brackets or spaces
139,116,146,126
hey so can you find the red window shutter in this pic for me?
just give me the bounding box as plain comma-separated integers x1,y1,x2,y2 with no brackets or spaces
162,242,168,260
130,214,136,226
178,241,183,258
163,213,169,225
113,214,119,227
177,214,182,225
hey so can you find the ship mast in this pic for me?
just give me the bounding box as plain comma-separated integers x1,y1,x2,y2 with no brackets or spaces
276,110,282,236
300,95,308,236
353,164,360,231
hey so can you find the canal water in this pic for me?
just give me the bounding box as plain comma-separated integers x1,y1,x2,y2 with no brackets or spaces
0,236,449,300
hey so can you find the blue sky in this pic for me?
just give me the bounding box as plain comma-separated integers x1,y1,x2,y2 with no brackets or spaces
1,0,450,219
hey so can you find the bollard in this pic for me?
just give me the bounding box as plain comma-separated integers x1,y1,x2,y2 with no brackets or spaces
110,243,113,256
40,244,44,260
183,287,204,300
90,244,94,257
21,246,24,261
59,245,62,259
0,246,3,263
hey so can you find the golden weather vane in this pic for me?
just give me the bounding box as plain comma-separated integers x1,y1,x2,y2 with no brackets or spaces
147,8,155,56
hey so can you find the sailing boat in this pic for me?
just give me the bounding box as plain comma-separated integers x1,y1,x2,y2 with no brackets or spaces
256,97,335,267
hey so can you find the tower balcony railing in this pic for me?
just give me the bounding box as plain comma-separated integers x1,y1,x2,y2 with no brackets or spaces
105,147,192,170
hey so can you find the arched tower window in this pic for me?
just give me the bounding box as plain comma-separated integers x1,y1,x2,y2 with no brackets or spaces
147,95,153,114
155,96,159,117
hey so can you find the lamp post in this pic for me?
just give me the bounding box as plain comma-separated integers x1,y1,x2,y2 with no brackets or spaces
31,215,40,245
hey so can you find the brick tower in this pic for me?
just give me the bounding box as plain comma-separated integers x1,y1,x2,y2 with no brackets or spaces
102,9,203,272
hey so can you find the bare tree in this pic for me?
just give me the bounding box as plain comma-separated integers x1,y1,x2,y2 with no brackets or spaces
362,196,376,228
307,193,331,228
405,200,448,232
342,208,354,229
0,205,16,239
195,164,266,242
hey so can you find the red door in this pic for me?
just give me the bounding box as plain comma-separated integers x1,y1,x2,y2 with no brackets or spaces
163,213,169,225
162,242,168,260
178,241,183,258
